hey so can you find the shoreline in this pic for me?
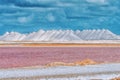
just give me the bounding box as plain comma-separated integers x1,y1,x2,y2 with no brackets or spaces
1,43,120,47
0,40,120,47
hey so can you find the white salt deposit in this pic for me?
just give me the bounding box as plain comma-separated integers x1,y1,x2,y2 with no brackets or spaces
0,63,120,79
0,29,120,41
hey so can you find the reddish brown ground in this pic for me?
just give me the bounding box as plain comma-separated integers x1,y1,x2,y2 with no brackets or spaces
112,77,120,80
0,47,120,69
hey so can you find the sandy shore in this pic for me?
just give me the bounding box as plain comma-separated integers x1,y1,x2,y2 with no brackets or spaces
0,43,120,47
0,40,120,47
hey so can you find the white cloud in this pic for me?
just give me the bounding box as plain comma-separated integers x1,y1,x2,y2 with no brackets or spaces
18,17,28,23
46,13,55,22
86,0,107,4
17,14,34,23
17,14,33,23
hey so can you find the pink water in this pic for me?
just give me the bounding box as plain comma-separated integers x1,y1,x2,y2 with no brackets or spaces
0,47,120,68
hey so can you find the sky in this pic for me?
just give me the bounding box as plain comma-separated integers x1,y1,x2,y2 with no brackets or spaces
0,0,120,35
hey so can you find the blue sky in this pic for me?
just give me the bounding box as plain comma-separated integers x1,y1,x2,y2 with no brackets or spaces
0,0,120,35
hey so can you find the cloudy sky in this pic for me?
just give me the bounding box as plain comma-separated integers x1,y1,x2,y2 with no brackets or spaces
0,0,120,34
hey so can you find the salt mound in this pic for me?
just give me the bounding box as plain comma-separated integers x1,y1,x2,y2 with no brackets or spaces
0,29,120,41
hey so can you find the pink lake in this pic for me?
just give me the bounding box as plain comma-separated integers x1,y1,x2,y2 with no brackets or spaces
0,47,120,68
